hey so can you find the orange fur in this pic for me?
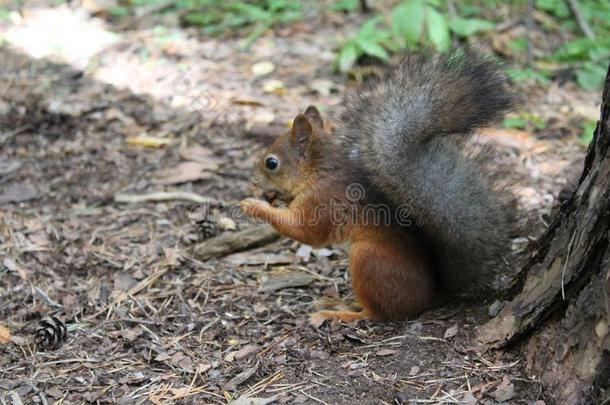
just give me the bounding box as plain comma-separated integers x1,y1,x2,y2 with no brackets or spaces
240,107,436,324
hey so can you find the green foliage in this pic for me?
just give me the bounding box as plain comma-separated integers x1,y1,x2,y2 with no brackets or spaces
506,67,551,85
503,113,546,130
336,17,391,71
331,0,360,12
180,0,301,48
116,0,302,48
580,119,597,143
336,0,495,71
537,0,610,90
335,0,609,91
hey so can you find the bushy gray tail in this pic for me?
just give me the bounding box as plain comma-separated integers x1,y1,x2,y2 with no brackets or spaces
339,50,517,296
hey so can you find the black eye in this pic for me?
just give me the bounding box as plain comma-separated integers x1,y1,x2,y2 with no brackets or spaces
265,155,280,171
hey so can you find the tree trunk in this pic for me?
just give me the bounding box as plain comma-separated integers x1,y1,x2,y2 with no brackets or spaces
475,67,610,403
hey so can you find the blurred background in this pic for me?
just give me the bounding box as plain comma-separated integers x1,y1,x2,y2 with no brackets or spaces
1,0,607,142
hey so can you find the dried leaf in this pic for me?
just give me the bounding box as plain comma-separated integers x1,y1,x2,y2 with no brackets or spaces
126,135,172,148
225,365,258,390
262,79,285,94
259,270,315,292
444,324,459,340
0,183,38,204
493,376,515,402
227,252,292,266
376,349,398,356
154,352,171,362
154,162,214,185
113,272,137,291
178,143,222,167
230,396,277,405
0,158,21,175
296,245,312,262
0,324,11,344
251,61,275,76
225,344,260,362
198,363,212,373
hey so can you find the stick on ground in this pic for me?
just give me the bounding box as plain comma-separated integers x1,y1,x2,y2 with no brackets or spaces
192,225,280,261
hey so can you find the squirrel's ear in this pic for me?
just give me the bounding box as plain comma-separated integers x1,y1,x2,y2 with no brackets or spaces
290,114,314,151
304,105,324,129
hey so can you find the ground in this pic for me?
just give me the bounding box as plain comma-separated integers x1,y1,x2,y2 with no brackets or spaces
0,2,599,404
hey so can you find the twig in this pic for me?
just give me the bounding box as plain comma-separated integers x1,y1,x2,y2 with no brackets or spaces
525,0,534,66
566,0,596,39
114,191,217,205
192,225,280,261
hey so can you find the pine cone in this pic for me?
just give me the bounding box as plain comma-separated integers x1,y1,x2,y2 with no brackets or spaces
197,217,218,240
190,207,219,240
35,316,67,349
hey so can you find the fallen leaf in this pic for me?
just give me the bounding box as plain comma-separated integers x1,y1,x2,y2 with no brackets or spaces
259,270,315,292
163,247,180,266
227,252,292,266
461,392,478,405
0,183,38,204
225,344,260,362
444,324,459,339
225,365,258,390
198,363,212,373
126,135,172,148
154,352,171,362
296,244,312,262
154,162,214,185
232,96,265,106
493,376,515,402
113,272,137,291
251,61,275,76
262,79,285,94
2,257,30,280
178,356,194,373
178,142,222,167
252,110,276,125
0,324,11,344
0,158,21,175
230,395,278,405
376,349,398,356
309,78,336,96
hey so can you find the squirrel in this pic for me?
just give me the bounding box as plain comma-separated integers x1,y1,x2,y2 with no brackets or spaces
240,50,516,323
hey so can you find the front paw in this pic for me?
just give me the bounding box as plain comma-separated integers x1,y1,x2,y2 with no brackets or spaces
240,198,271,220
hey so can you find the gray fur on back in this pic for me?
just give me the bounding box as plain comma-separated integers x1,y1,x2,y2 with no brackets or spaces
337,50,517,295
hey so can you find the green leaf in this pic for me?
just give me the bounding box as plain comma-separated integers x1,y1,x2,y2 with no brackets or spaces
356,39,390,60
502,117,528,129
576,64,606,90
580,120,597,144
357,17,382,39
109,5,130,17
426,6,450,51
449,17,494,37
331,0,359,12
337,42,360,71
391,0,425,44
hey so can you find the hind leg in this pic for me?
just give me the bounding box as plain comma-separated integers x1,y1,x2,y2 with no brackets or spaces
348,237,434,321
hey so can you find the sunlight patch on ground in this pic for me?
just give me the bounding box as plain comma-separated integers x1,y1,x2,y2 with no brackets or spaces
2,5,118,69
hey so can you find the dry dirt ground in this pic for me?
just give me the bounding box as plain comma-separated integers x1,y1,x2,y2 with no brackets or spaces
0,2,599,404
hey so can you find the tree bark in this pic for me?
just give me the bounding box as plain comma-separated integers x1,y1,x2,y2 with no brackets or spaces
475,66,610,403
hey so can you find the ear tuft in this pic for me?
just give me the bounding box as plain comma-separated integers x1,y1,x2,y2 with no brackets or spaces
304,105,324,129
291,114,313,147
